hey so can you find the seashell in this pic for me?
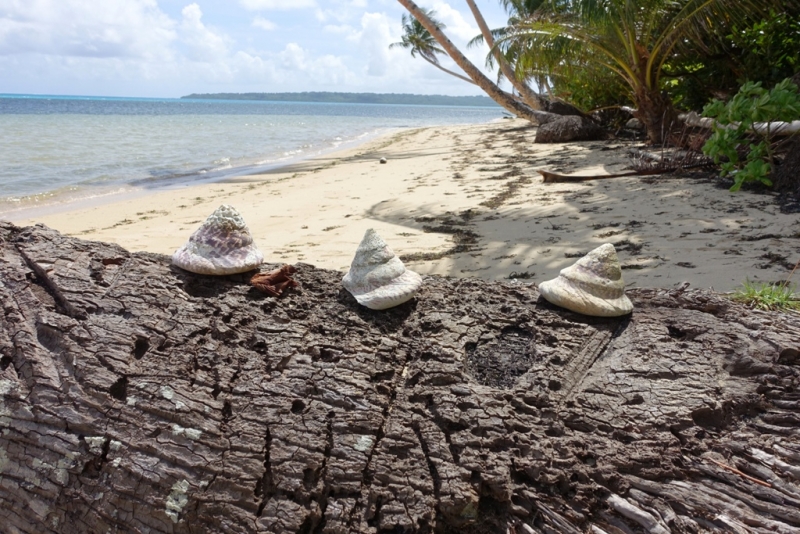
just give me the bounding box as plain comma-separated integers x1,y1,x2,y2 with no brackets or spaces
379,157,388,164
172,205,263,275
538,243,633,317
342,229,422,310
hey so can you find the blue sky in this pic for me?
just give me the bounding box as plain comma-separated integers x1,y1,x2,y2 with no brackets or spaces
0,0,512,98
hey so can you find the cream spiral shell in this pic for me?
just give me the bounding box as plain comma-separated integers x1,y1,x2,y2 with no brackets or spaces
342,229,422,310
538,243,633,317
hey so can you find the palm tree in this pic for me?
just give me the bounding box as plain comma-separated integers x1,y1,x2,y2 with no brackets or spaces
395,0,551,123
390,10,476,86
498,0,787,144
463,0,546,110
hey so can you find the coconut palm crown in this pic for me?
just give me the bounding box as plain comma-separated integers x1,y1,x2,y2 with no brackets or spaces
390,10,476,86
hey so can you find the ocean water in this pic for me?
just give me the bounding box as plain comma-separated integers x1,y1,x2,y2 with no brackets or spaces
0,95,502,212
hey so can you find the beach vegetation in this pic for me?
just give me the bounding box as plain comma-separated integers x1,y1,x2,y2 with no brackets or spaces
731,279,799,312
701,78,800,191
493,0,786,145
662,10,800,111
392,0,798,152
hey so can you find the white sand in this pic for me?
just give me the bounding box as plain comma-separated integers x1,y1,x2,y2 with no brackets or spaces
7,119,800,291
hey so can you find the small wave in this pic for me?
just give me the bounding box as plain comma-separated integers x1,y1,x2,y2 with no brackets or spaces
0,183,133,215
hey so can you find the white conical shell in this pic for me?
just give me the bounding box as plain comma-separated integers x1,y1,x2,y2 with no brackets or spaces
342,229,422,310
172,205,264,275
538,243,633,317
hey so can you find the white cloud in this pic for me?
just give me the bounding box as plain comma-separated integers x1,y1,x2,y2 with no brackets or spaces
431,1,481,43
323,24,352,35
239,0,316,10
275,43,355,85
179,4,230,62
252,16,276,31
313,6,354,24
0,0,175,59
349,13,394,77
0,0,498,97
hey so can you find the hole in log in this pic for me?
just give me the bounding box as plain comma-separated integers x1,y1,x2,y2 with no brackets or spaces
132,337,149,360
222,401,232,421
667,325,687,340
291,400,305,413
623,393,645,405
465,327,536,389
778,347,799,365
691,406,727,429
318,348,340,363
36,323,64,353
109,376,128,401
0,355,12,371
27,272,58,308
370,370,394,382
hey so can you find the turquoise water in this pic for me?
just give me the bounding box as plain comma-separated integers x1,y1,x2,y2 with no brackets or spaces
0,95,501,211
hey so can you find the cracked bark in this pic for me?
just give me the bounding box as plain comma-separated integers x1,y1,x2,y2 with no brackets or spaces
0,222,799,533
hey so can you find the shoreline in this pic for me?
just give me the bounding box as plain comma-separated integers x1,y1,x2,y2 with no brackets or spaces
0,124,405,221
8,119,800,292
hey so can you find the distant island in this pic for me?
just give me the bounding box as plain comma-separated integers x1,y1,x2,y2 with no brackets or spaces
181,92,500,108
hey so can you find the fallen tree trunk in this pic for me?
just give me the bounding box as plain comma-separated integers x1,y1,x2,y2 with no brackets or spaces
537,162,714,183
680,111,800,136
0,222,799,534
538,169,667,183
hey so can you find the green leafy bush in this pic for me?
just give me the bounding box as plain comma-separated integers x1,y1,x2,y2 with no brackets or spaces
702,78,800,191
663,11,800,111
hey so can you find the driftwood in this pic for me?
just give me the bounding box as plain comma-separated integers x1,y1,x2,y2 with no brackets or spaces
1,221,799,534
538,169,665,183
680,111,800,137
539,148,714,183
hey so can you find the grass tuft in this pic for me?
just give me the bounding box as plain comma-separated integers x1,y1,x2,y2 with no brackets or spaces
731,279,799,311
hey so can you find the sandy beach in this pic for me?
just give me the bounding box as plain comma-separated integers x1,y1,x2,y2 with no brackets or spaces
6,119,799,292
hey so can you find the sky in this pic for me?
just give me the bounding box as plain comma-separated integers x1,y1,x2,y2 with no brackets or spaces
0,0,513,98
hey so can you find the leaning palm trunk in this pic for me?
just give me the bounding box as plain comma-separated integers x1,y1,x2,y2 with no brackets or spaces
397,0,550,123
464,0,546,111
420,55,476,85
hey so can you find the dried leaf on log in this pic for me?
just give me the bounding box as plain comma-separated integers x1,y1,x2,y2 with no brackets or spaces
250,264,299,297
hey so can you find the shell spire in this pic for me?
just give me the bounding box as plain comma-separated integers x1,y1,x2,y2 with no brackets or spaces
342,229,422,310
538,243,633,317
172,205,263,275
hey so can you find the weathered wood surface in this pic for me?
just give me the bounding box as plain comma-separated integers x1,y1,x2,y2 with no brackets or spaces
0,221,799,534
